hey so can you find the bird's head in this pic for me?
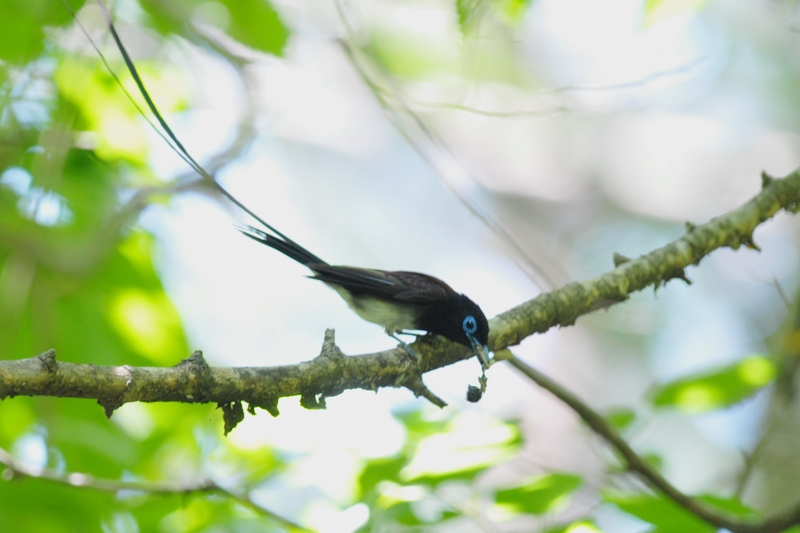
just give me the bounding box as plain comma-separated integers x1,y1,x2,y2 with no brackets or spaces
420,293,490,366
457,295,490,367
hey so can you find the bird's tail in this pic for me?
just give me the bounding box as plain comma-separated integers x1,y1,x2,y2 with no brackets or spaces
237,225,327,267
82,3,307,256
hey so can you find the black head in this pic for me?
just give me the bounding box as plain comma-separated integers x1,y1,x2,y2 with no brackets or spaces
454,294,489,349
417,293,490,362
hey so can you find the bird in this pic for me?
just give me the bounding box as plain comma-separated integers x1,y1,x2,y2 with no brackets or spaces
93,9,491,370
238,226,491,367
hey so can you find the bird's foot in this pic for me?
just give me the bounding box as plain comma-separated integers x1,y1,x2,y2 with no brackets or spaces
389,332,418,361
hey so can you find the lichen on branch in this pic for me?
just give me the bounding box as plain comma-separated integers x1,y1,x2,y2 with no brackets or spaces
0,170,798,430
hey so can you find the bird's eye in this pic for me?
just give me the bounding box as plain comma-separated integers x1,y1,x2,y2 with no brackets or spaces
462,315,477,334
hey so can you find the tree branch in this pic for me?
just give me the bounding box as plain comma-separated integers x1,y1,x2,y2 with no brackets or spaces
503,351,800,533
490,171,800,533
1,171,798,424
0,330,444,423
490,170,799,348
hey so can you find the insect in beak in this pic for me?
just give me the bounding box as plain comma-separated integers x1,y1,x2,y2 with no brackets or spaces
468,334,491,370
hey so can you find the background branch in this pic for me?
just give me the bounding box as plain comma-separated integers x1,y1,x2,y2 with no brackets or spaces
504,351,800,533
0,447,310,532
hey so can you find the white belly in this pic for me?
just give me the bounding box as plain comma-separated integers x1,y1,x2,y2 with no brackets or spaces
331,286,417,333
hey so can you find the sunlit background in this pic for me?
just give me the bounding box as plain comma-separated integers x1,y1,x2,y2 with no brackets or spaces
2,0,800,531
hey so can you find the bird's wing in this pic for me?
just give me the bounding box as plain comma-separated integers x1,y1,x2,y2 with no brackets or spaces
309,265,453,303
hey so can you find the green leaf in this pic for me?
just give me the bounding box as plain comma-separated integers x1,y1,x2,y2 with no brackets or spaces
140,0,289,56
0,0,81,64
643,0,711,25
651,355,776,413
0,476,116,533
456,0,533,35
456,0,480,35
603,491,716,533
56,58,153,164
440,509,461,522
402,416,522,486
371,32,460,79
409,465,487,487
0,400,37,446
494,473,582,516
359,456,407,498
605,407,637,431
698,495,755,517
642,453,664,470
394,410,450,443
605,492,758,533
386,501,422,526
494,0,534,25
543,521,601,533
217,0,289,55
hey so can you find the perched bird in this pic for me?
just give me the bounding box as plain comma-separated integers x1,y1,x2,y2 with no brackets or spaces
94,10,491,370
239,226,490,366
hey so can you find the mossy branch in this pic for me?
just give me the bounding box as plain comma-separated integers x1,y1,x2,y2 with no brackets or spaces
490,170,799,347
1,171,798,422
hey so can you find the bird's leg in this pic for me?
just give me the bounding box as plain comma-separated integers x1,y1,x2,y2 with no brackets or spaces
408,331,436,344
387,329,417,361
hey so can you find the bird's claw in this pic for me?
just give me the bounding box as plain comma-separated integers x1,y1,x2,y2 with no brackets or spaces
389,332,418,361
401,342,418,361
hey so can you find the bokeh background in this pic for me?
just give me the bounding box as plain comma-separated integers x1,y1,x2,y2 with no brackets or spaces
1,0,800,531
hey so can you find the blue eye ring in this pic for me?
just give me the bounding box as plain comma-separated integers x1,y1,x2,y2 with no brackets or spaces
462,315,477,334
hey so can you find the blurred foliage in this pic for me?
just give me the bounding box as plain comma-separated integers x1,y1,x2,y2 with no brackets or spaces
0,0,795,532
456,0,533,35
651,355,777,413
355,412,584,531
368,0,529,82
603,406,637,431
643,0,710,25
140,0,288,56
493,473,582,515
0,0,293,531
604,491,757,533
0,0,78,65
603,491,718,533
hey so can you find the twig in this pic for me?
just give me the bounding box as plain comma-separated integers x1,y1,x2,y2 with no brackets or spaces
505,352,743,529
0,446,311,532
505,351,800,533
334,0,563,291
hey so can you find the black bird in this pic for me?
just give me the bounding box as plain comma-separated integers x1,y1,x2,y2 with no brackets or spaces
95,10,491,368
239,226,490,366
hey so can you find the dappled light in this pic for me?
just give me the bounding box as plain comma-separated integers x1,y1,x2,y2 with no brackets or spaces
2,0,800,531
